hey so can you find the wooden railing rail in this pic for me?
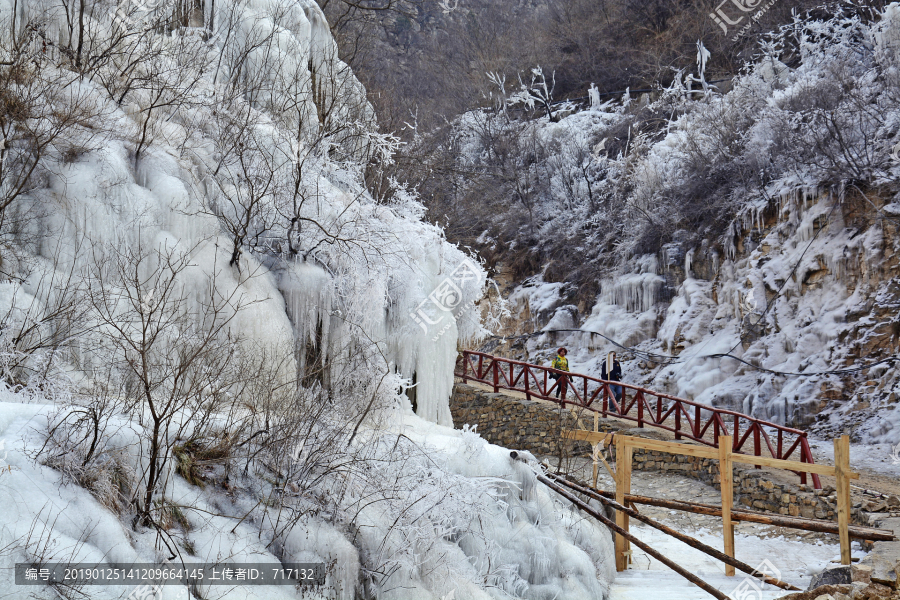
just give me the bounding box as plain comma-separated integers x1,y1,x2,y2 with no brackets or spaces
455,350,821,488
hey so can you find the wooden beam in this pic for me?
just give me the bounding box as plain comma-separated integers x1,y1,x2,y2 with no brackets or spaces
615,435,633,571
719,436,735,576
592,413,602,487
731,453,857,479
618,435,719,459
563,431,858,478
556,481,895,542
834,435,852,565
569,407,587,431
563,429,612,444
547,474,800,592
595,445,615,481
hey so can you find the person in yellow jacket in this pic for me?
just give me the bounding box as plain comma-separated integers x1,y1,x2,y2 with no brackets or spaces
551,347,569,399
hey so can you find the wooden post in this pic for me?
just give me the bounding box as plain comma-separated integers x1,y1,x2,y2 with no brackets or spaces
719,435,735,576
592,443,600,489
835,435,851,565
675,403,682,440
602,385,608,418
524,365,531,401
492,360,499,393
615,436,633,571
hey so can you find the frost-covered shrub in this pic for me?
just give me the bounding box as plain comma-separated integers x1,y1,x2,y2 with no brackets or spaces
37,401,140,516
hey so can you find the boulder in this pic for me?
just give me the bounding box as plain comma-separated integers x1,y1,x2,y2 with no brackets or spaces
857,542,900,589
775,584,852,599
855,565,874,584
809,566,851,590
775,583,897,600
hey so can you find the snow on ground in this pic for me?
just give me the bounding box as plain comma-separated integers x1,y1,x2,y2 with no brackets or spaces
612,524,865,600
555,460,871,600
0,393,618,600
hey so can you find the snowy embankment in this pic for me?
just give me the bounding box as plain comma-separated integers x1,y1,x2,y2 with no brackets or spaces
0,0,619,596
485,6,900,446
0,396,616,599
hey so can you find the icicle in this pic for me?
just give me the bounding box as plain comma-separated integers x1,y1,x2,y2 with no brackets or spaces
588,83,601,110
600,256,664,313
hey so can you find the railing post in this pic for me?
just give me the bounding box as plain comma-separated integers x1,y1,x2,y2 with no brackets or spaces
674,403,682,440
801,435,821,488
462,351,469,383
602,385,608,418
799,435,808,485
753,424,761,469
524,365,531,401
637,392,644,428
478,354,484,379
656,396,662,423
733,416,740,451
492,360,499,393
694,405,701,438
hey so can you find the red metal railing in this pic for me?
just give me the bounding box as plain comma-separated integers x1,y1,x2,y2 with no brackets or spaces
455,351,821,488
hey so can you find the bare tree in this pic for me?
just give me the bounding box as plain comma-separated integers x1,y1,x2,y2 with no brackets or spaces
205,103,281,268
0,23,107,259
0,236,94,388
85,235,260,526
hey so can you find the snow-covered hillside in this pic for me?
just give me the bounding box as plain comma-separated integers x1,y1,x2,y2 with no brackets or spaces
0,0,618,597
452,6,900,443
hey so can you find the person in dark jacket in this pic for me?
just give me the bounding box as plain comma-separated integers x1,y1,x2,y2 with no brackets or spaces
551,347,569,399
601,351,623,412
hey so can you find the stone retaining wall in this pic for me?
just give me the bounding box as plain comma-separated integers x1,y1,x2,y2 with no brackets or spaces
615,445,862,524
449,383,599,456
450,383,869,527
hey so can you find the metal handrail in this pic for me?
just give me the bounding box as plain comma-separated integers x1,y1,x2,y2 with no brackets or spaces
455,350,821,488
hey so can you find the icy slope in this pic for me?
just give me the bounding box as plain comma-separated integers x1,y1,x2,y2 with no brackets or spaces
0,0,486,423
0,0,621,597
0,394,616,599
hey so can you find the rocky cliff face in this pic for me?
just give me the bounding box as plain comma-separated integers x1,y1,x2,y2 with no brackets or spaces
488,189,900,443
